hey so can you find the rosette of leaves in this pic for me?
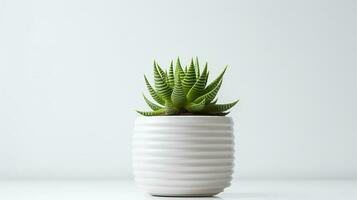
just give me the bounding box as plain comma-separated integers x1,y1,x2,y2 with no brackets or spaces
137,57,239,116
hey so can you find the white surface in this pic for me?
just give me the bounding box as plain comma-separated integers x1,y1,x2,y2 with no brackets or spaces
133,116,234,196
1,179,357,200
1,0,357,179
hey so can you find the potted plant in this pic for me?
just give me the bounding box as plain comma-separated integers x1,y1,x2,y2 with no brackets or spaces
133,57,239,197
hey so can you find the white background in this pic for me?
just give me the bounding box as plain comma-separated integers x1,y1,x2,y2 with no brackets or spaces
0,0,356,179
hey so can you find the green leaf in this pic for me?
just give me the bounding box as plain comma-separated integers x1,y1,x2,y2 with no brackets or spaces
165,69,169,85
185,98,206,113
211,98,218,104
203,99,239,113
142,94,163,111
154,62,172,100
182,59,197,94
220,112,230,116
204,66,227,94
168,60,175,88
136,109,165,116
204,69,209,86
165,100,178,115
139,58,238,117
175,58,185,79
155,62,168,82
194,79,222,104
195,57,200,79
144,75,164,105
186,64,208,102
171,74,185,109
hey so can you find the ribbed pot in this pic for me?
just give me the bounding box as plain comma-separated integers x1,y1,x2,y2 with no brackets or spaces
132,116,235,197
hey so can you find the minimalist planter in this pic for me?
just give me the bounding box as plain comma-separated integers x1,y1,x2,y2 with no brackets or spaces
133,116,235,197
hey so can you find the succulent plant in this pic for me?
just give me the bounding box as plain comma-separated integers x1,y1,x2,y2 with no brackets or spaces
137,57,239,116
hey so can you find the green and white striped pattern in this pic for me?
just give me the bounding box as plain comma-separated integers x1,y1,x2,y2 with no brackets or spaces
153,61,172,101
137,57,239,116
182,59,197,94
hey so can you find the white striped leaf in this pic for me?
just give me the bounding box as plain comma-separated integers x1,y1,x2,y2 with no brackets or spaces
204,66,227,94
144,75,164,105
136,109,165,116
154,62,172,100
182,59,197,94
142,94,163,111
186,64,208,102
171,74,185,109
194,79,222,104
168,61,175,88
203,99,239,113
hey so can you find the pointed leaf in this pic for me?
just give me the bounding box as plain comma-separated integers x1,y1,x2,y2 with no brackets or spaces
203,63,209,85
211,98,218,104
142,94,163,111
220,112,230,116
204,66,227,93
186,64,208,102
165,69,169,85
204,70,209,87
195,57,200,79
203,99,239,114
194,79,222,104
175,58,185,79
182,59,196,94
144,75,164,105
155,62,168,83
154,62,172,100
168,61,175,88
136,109,165,116
171,74,185,109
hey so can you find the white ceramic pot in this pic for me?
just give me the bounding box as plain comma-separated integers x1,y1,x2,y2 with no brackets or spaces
133,116,235,197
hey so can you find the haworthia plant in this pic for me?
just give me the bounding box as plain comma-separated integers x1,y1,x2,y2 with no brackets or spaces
137,57,239,116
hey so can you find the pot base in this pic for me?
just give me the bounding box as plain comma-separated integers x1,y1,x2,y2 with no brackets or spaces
151,193,219,197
